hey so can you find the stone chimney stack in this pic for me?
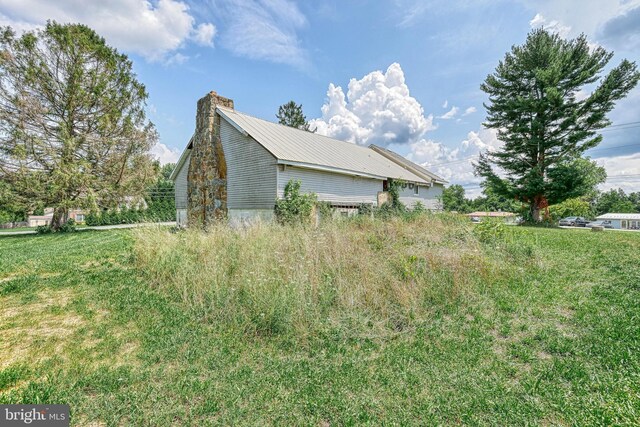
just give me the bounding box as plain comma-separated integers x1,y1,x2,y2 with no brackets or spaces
187,91,233,227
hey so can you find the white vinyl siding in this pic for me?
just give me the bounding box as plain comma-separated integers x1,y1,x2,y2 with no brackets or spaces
398,183,444,210
277,165,382,205
174,151,191,209
220,118,278,209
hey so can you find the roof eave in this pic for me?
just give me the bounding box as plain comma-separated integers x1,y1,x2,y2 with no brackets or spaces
169,135,194,181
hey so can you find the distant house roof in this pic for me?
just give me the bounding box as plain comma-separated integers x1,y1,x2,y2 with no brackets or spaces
596,213,640,220
171,106,442,185
467,211,516,217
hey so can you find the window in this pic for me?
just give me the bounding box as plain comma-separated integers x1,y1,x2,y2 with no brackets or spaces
414,184,419,195
622,220,627,229
76,214,84,222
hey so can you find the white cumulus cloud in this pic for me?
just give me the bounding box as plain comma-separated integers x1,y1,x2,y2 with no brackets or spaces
0,0,215,61
311,63,436,147
529,13,572,38
151,142,181,165
405,127,503,198
193,22,216,47
595,152,640,194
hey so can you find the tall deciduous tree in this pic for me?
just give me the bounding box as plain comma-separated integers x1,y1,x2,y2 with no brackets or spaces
276,100,315,132
0,22,157,230
475,29,639,221
440,184,471,213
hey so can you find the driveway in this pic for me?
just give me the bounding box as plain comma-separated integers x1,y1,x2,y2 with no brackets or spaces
0,222,176,236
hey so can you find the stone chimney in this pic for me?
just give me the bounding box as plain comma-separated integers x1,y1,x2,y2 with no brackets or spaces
187,91,233,227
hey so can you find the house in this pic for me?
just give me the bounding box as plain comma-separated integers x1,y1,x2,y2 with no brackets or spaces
595,213,640,230
27,208,86,227
170,91,447,227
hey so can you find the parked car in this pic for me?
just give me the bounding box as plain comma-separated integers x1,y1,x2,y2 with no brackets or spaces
470,216,481,223
586,220,613,229
574,217,590,227
558,216,589,227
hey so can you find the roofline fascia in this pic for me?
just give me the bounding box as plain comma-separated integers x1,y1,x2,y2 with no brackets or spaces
216,107,249,137
277,160,385,180
169,135,194,181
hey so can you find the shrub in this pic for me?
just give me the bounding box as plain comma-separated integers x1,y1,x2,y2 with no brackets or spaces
274,180,317,225
36,225,52,234
473,218,506,244
59,218,77,233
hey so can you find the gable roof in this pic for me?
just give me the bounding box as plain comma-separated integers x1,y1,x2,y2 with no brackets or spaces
217,107,432,183
369,145,447,184
171,106,444,185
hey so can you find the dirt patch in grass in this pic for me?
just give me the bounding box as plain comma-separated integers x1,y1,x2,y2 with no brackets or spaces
0,288,139,370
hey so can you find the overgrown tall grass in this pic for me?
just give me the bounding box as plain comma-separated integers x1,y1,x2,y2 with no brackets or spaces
133,214,529,338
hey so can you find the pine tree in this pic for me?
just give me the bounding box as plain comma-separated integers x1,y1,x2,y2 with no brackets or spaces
475,29,639,221
0,22,157,230
276,101,315,132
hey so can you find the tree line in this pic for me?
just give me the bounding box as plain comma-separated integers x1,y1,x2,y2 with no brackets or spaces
441,184,640,219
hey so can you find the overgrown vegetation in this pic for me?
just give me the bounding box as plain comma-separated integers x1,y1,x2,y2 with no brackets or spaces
274,179,317,225
1,220,639,424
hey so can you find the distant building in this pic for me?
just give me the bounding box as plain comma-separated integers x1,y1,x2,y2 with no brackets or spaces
466,211,518,223
595,213,640,230
27,208,86,227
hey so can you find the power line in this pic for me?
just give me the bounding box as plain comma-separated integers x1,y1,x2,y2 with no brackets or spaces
423,121,640,169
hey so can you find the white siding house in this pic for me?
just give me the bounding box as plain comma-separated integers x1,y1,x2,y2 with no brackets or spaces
595,213,640,230
171,93,447,226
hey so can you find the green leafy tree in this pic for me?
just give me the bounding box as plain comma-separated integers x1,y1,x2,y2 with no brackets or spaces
0,22,157,230
0,180,27,223
472,186,523,213
548,197,594,221
595,188,636,215
629,192,640,213
476,28,639,221
276,101,315,132
440,184,471,213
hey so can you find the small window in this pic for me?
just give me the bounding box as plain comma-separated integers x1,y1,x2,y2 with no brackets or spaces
414,185,419,195
76,214,84,222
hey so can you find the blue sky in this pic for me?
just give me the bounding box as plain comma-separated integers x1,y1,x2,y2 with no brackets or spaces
1,0,639,195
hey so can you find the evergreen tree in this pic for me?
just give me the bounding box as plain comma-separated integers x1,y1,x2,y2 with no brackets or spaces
276,101,315,132
0,23,157,230
475,29,639,221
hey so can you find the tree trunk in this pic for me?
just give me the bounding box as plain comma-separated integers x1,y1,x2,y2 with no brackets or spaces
530,194,549,222
530,202,541,222
50,206,68,231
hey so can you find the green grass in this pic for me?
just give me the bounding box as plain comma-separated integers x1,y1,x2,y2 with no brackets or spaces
0,220,639,425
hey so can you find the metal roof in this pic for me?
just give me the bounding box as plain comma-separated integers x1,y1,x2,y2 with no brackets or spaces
216,107,431,184
369,144,447,184
596,213,640,220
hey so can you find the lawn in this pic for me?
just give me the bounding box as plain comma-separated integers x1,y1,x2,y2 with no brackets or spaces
0,220,639,425
0,226,37,233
